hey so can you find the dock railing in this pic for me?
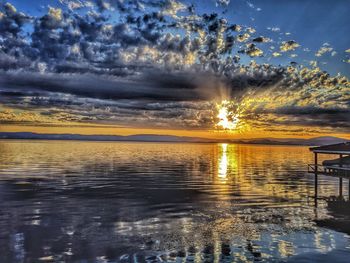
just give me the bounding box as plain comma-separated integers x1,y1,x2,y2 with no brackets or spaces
308,164,350,177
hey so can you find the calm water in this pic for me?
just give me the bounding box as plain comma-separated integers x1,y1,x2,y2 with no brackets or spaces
0,140,350,262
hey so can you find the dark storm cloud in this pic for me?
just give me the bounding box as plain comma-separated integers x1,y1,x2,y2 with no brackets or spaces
0,70,225,102
0,61,290,106
258,105,350,128
268,115,350,129
0,3,31,36
0,52,31,70
272,105,350,116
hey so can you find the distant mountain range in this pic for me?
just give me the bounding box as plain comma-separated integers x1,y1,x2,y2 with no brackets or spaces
0,132,213,143
0,132,348,146
231,136,349,146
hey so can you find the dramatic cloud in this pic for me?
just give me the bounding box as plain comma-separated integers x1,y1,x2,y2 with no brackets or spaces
0,1,349,135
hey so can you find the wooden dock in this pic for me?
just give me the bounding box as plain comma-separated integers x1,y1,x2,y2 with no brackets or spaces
307,164,350,178
308,142,350,205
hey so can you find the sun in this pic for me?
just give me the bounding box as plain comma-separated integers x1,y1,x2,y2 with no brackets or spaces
216,101,239,130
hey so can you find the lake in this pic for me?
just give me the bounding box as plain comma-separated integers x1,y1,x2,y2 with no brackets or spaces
0,140,349,262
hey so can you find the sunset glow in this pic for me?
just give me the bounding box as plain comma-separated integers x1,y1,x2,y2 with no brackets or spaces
1,1,350,261
0,0,349,139
216,101,240,131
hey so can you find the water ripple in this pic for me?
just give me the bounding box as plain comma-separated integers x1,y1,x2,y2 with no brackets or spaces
0,141,349,262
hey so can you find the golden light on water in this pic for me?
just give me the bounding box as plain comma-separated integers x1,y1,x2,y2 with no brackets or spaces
216,100,239,131
218,143,228,180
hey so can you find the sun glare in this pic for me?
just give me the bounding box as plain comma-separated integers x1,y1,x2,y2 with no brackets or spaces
216,101,239,131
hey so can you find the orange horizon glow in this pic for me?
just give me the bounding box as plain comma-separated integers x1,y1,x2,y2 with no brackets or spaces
1,124,349,140
2,98,349,141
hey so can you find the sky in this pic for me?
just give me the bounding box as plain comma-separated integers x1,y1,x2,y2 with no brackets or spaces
0,0,349,139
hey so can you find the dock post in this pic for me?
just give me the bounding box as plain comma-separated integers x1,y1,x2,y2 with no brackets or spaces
339,178,343,197
339,154,343,198
314,152,318,206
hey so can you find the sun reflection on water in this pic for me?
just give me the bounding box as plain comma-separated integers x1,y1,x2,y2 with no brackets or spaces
218,143,228,180
0,141,349,261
